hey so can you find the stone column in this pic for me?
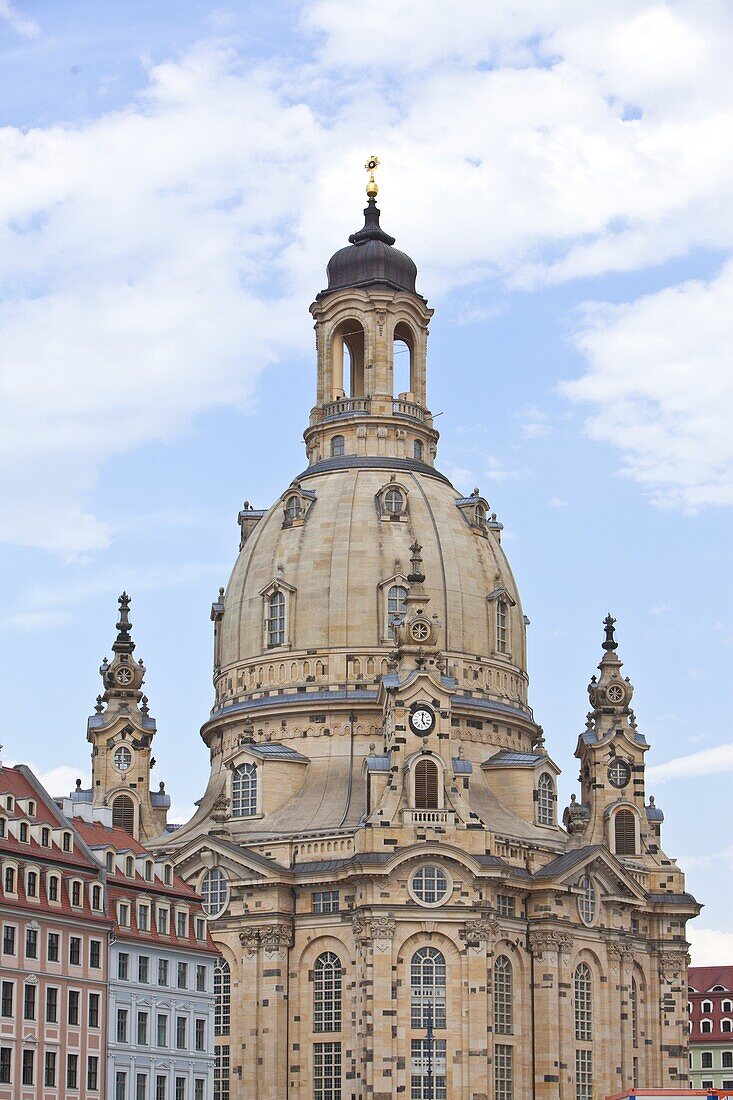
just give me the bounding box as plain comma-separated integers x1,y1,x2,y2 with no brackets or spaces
352,914,396,1100
657,950,692,1087
460,916,498,1100
529,928,573,1100
240,923,293,1100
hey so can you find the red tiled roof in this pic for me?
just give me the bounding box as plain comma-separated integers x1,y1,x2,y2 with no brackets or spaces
689,965,733,993
688,965,733,1043
73,820,199,899
0,766,100,871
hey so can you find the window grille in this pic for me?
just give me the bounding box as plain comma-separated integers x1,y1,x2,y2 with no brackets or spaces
215,958,231,1036
494,1043,513,1100
214,1045,230,1100
496,598,508,652
496,895,516,918
114,746,132,771
414,440,424,461
410,1038,447,1100
331,436,345,457
384,488,405,514
267,591,286,646
312,891,340,914
701,1052,713,1069
284,496,301,521
577,876,597,925
232,764,257,817
411,947,446,1029
537,772,555,825
574,963,593,1041
631,977,639,1047
494,955,513,1035
313,1041,341,1100
387,584,408,626
575,1048,593,1100
313,952,342,1033
614,809,636,855
414,759,439,809
411,865,448,905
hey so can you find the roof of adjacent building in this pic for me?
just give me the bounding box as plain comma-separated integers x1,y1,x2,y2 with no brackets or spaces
689,965,733,993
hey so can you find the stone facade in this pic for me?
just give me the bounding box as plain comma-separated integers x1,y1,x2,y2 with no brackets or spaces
138,176,699,1100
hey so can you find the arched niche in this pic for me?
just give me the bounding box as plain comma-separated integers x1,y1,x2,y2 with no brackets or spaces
331,318,366,399
393,320,415,398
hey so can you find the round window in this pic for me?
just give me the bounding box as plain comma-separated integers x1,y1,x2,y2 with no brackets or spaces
410,865,450,907
608,758,631,789
384,488,405,515
113,746,132,772
577,873,597,926
201,868,229,918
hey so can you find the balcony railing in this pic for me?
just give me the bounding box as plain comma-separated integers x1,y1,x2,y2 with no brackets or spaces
402,809,456,826
393,399,426,421
323,397,372,420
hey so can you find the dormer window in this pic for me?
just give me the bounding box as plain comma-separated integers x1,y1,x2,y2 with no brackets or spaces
388,585,408,628
40,827,50,846
496,599,508,653
331,435,345,457
376,481,409,520
91,885,102,910
71,881,82,907
385,487,405,514
4,867,15,893
118,902,130,927
536,772,555,826
125,856,135,877
48,874,59,902
26,871,38,897
27,801,36,817
414,439,424,461
19,823,28,843
0,818,5,838
475,504,486,527
284,496,301,522
267,591,285,647
163,864,172,886
62,832,72,852
105,851,114,872
5,796,13,811
232,763,258,817
144,860,153,882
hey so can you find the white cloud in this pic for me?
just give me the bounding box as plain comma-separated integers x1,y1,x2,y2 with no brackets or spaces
0,0,39,37
564,262,733,509
688,927,733,967
2,3,733,552
548,496,568,508
4,759,89,799
647,741,733,783
520,406,555,439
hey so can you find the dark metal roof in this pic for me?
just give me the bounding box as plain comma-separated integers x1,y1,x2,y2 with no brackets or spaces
647,891,700,907
243,743,309,763
452,758,473,774
364,754,391,773
532,845,604,881
296,455,452,486
318,199,419,298
211,688,378,719
483,750,546,768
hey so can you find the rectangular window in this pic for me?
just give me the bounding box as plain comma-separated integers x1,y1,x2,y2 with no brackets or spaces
194,1081,204,1100
2,925,15,955
47,931,60,961
88,1056,99,1091
139,955,150,983
0,1047,10,1085
118,903,130,927
67,1053,79,1089
214,1045,230,1100
118,952,130,980
1,981,13,1017
576,1049,593,1100
176,912,187,938
136,1074,148,1100
175,1078,186,1100
69,936,81,965
48,875,59,902
494,1044,513,1100
22,1049,34,1086
195,1017,206,1052
68,989,80,1025
196,964,206,992
496,894,516,918
157,1014,168,1047
45,1050,56,1087
90,938,101,968
312,890,340,914
71,881,82,906
23,982,36,1020
410,1039,446,1100
138,905,150,932
156,1076,167,1100
46,985,58,1023
177,961,188,988
195,917,205,940
157,909,169,935
158,958,169,986
137,1010,149,1045
314,1041,343,1100
117,1008,129,1043
176,1016,187,1049
89,992,100,1028
116,1070,127,1100
25,927,38,959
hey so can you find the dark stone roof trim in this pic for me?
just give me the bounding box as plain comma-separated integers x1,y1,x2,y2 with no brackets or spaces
297,455,453,485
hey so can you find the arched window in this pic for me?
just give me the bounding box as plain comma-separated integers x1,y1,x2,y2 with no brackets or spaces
201,869,229,918
413,439,423,461
112,794,135,836
414,759,439,809
493,955,513,1035
331,435,345,458
3,867,14,892
331,319,365,398
232,763,258,817
631,977,639,1047
723,1019,733,1033
475,504,486,527
26,871,38,897
393,321,414,397
702,999,713,1013
537,772,555,826
723,1051,733,1069
701,1019,713,1034
387,584,407,627
214,958,230,1036
41,827,50,846
614,809,636,855
92,885,102,910
267,591,286,647
313,952,342,1033
574,963,593,1041
284,496,300,522
384,487,405,515
410,947,446,1029
496,598,508,653
578,874,597,926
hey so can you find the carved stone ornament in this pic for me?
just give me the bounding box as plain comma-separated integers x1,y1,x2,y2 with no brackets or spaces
460,917,500,943
529,929,573,962
211,793,231,825
352,914,396,942
606,939,635,967
239,924,294,955
563,794,591,836
658,951,690,980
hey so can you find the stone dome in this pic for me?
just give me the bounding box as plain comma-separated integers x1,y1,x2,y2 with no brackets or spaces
321,198,418,297
216,460,529,714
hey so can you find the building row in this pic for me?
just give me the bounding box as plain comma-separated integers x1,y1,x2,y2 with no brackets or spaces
0,762,217,1100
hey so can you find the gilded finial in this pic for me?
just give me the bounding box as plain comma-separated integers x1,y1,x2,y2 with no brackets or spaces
365,155,380,200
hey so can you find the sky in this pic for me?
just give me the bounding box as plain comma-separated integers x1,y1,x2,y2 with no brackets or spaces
1,0,732,964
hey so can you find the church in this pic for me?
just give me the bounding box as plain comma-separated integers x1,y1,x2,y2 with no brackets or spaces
81,160,699,1100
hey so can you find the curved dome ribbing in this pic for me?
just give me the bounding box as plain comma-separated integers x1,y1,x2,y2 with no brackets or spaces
322,198,418,296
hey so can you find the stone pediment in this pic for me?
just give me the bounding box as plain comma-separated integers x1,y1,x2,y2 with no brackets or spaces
532,844,647,903
170,832,285,885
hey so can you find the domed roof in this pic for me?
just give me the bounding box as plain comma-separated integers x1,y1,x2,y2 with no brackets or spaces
321,198,418,297
218,463,528,697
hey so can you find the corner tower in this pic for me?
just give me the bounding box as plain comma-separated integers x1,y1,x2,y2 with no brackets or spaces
305,156,438,469
77,593,170,841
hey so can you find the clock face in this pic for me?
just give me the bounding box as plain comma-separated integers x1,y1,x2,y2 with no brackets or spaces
409,705,436,736
606,683,625,703
608,758,631,788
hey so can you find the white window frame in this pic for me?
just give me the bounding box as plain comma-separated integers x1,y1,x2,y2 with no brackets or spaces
232,762,259,818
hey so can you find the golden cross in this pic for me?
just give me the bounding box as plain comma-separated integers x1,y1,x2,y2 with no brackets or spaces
365,154,380,198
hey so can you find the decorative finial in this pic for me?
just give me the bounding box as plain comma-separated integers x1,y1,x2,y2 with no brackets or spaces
365,154,380,199
95,695,104,714
141,695,149,717
159,781,165,793
112,592,135,655
76,778,82,790
408,541,426,584
602,613,618,652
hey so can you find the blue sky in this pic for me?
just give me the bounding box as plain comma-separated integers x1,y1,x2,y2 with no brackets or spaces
1,0,732,962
